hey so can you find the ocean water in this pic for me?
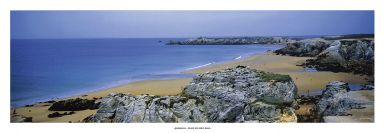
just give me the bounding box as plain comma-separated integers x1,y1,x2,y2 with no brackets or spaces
11,38,283,107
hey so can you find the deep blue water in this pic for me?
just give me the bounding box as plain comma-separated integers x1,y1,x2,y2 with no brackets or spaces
11,38,283,107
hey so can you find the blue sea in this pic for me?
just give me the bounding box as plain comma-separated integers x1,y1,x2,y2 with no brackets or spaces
11,38,283,107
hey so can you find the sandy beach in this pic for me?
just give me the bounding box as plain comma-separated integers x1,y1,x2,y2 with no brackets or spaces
184,53,371,94
13,78,192,123
13,52,372,123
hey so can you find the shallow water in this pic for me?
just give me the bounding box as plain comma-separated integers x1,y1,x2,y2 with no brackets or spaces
303,83,365,97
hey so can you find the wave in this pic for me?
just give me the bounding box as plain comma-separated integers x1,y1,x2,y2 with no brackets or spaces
186,62,215,70
234,56,242,60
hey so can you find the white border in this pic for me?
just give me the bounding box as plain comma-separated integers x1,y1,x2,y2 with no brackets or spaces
1,0,383,133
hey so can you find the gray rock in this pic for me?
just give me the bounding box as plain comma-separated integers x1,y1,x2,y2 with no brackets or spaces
11,114,32,123
316,81,367,119
84,66,298,123
274,38,331,57
305,39,374,75
183,66,297,105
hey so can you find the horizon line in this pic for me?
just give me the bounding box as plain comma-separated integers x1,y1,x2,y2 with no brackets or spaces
10,33,375,40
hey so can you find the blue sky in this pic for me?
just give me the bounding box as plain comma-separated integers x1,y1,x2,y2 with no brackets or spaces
11,11,374,39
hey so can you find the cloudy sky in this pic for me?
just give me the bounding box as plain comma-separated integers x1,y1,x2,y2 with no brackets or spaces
11,10,374,39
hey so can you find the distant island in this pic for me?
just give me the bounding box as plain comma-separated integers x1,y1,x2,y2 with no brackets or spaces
166,34,374,45
166,36,297,45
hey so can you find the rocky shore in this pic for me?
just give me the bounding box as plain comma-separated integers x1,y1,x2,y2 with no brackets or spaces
11,35,374,123
296,81,374,123
168,35,374,75
275,38,374,75
167,37,296,45
83,66,298,123
11,65,373,123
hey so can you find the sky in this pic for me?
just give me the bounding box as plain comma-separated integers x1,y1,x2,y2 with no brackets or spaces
11,11,374,39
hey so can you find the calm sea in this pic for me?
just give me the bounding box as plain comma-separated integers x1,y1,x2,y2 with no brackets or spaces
11,38,283,107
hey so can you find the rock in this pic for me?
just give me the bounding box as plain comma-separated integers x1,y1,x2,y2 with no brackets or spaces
361,84,374,90
11,114,32,123
274,37,374,75
274,38,331,57
183,66,297,105
84,66,298,123
48,98,100,111
47,111,75,118
305,39,374,75
24,104,33,107
315,81,368,120
84,94,206,123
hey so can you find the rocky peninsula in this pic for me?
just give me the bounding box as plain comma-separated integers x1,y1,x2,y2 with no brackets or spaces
167,37,296,45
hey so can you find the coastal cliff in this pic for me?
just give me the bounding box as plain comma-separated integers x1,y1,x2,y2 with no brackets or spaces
83,66,298,123
167,37,296,45
274,38,374,75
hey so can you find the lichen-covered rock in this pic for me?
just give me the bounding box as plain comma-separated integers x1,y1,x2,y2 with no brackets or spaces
183,66,297,105
84,66,298,123
83,94,206,123
316,81,367,119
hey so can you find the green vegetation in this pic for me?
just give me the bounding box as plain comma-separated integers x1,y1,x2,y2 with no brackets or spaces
260,72,292,82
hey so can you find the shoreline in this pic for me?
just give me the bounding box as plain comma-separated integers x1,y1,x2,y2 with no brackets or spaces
13,45,279,108
182,52,371,94
13,51,372,122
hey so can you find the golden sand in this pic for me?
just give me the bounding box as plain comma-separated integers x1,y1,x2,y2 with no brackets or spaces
14,78,192,123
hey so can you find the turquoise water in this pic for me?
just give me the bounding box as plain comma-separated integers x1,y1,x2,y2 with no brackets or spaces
11,38,283,107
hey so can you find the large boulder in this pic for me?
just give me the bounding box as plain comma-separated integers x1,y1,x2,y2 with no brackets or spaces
183,65,297,105
315,81,368,120
84,66,298,123
48,98,100,111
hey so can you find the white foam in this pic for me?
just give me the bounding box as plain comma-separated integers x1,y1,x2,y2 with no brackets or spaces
234,56,242,60
186,62,214,70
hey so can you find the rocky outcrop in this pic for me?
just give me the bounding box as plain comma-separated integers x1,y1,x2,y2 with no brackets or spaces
167,37,296,45
305,39,374,75
84,66,298,123
274,38,331,57
11,114,32,123
83,94,207,123
315,81,369,121
48,98,100,111
321,34,374,40
48,111,75,118
274,38,374,75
